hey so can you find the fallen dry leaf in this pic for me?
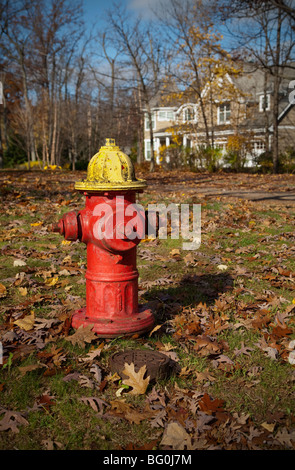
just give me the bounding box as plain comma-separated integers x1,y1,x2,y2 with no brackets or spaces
65,324,96,348
122,362,150,395
198,393,225,414
42,439,62,450
169,248,182,260
18,363,45,377
0,283,7,298
90,364,102,384
14,313,35,331
79,396,108,414
30,222,43,227
18,287,28,296
125,404,157,424
160,421,192,450
288,351,295,365
261,422,276,433
109,399,134,415
80,344,104,363
59,269,71,276
13,259,26,267
183,252,196,265
45,276,59,286
217,264,228,271
148,324,162,336
0,410,29,433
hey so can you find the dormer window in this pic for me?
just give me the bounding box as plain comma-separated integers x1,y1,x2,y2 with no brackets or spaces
218,103,231,124
184,107,194,122
259,94,270,112
175,103,197,123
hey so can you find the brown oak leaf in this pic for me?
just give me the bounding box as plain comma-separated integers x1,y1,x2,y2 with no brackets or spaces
65,324,96,348
122,362,150,395
198,393,225,414
0,410,29,433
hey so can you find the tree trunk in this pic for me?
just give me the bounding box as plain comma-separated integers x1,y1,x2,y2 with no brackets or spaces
0,116,3,169
20,55,36,164
2,80,9,160
93,92,101,156
209,79,215,148
87,105,92,160
147,107,155,172
263,71,270,153
272,6,282,174
136,85,144,164
50,100,57,165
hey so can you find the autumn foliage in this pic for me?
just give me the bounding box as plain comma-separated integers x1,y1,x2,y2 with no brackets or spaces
0,169,295,449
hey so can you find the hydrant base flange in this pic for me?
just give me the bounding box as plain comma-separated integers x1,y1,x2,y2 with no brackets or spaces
72,306,155,338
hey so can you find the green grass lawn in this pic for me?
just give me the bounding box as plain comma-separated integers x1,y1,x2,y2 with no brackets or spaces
0,170,295,450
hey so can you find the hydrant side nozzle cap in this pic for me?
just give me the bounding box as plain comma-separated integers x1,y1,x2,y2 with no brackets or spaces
74,138,146,192
52,219,64,235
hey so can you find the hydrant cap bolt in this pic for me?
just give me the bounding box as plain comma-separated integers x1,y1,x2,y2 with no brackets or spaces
75,138,147,192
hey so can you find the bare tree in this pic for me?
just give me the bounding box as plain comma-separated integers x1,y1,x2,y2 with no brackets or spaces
269,0,295,22
0,0,87,167
0,0,166,170
0,0,39,164
29,0,85,166
106,2,165,171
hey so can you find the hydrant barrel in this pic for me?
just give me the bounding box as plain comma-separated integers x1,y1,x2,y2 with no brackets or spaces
52,139,155,338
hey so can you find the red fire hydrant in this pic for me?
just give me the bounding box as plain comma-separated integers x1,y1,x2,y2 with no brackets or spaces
52,139,155,337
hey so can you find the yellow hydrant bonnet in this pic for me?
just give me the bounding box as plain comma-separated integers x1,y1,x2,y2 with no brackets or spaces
75,138,146,191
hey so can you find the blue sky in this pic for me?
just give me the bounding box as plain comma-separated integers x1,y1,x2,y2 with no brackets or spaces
83,0,163,27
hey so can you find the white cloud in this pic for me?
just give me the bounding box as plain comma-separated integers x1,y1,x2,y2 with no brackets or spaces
127,0,170,19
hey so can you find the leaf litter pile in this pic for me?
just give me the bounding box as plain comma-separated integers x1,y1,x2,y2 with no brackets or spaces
0,169,295,450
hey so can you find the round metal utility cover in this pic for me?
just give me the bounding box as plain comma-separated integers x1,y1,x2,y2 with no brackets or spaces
109,349,173,382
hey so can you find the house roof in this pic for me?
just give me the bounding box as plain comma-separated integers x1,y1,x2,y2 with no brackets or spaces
203,63,295,130
153,122,197,136
147,82,183,109
232,62,294,97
